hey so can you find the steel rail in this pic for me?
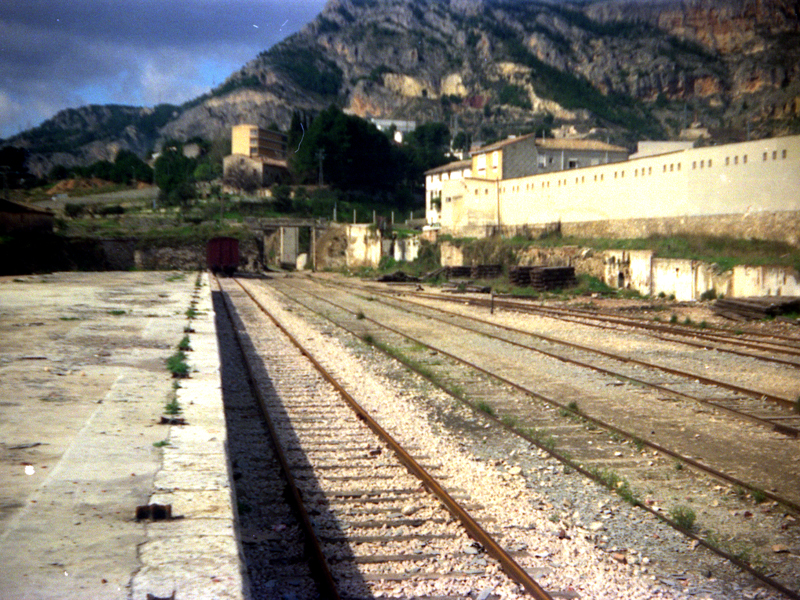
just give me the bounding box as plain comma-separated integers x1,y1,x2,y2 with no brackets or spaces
313,277,800,411
517,301,800,357
276,278,800,514
370,284,800,369
304,278,800,436
435,291,800,359
214,276,341,600
233,277,554,600
268,277,800,600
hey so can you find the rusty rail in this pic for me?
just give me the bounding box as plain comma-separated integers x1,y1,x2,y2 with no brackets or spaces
234,277,553,600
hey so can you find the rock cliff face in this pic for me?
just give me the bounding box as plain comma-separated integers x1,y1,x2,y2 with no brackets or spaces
9,0,800,175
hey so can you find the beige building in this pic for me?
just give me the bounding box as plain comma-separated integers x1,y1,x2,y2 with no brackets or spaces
224,124,289,189
230,124,287,160
433,135,800,244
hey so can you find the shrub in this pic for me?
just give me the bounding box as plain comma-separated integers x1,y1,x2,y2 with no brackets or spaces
669,505,696,530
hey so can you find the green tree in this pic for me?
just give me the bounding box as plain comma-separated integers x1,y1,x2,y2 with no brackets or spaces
113,150,153,184
291,105,399,192
154,143,197,207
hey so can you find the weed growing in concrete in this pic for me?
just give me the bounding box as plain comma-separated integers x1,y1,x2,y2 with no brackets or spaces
356,310,365,320
164,396,182,415
178,335,191,351
670,314,678,324
684,316,693,326
751,489,767,503
185,307,198,319
108,309,126,316
166,351,190,378
153,440,170,448
670,505,696,530
362,334,375,345
60,316,80,321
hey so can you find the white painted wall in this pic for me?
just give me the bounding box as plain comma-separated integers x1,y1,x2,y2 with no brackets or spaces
346,225,382,268
439,135,800,236
732,265,800,297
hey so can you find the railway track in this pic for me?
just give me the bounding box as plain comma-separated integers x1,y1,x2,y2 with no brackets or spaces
313,276,800,436
257,273,800,599
213,275,556,599
420,291,800,366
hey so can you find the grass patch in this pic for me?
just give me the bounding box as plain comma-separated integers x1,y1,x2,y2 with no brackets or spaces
166,351,190,378
501,414,519,428
177,335,192,351
59,316,80,321
589,466,640,506
153,440,170,448
356,310,365,320
185,307,199,319
476,401,495,416
108,309,126,316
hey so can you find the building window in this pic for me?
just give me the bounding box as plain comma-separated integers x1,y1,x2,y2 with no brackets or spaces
782,149,787,159
600,174,604,181
725,157,730,165
670,164,674,172
648,167,652,175
743,155,747,164
677,163,681,171
708,159,712,167
663,165,667,172
581,176,585,183
492,151,499,168
773,150,777,160
621,170,625,178
614,171,618,179
692,161,696,170
763,152,768,161
568,159,578,169
734,156,738,165
485,189,489,195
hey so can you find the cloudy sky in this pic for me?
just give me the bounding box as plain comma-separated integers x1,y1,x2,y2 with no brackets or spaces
0,0,328,140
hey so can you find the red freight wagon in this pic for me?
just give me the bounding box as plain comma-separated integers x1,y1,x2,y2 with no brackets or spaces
207,237,239,275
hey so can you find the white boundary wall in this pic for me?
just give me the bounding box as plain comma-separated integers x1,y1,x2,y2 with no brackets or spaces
440,135,800,241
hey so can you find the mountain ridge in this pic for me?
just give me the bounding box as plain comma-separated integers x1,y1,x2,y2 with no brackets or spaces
7,0,800,177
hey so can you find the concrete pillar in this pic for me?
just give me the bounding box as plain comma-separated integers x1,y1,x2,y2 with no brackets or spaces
279,226,299,267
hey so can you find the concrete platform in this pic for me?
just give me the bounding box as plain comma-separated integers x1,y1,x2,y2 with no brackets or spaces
0,272,246,600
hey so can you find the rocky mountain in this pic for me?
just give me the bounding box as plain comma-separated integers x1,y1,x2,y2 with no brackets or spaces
8,0,800,176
